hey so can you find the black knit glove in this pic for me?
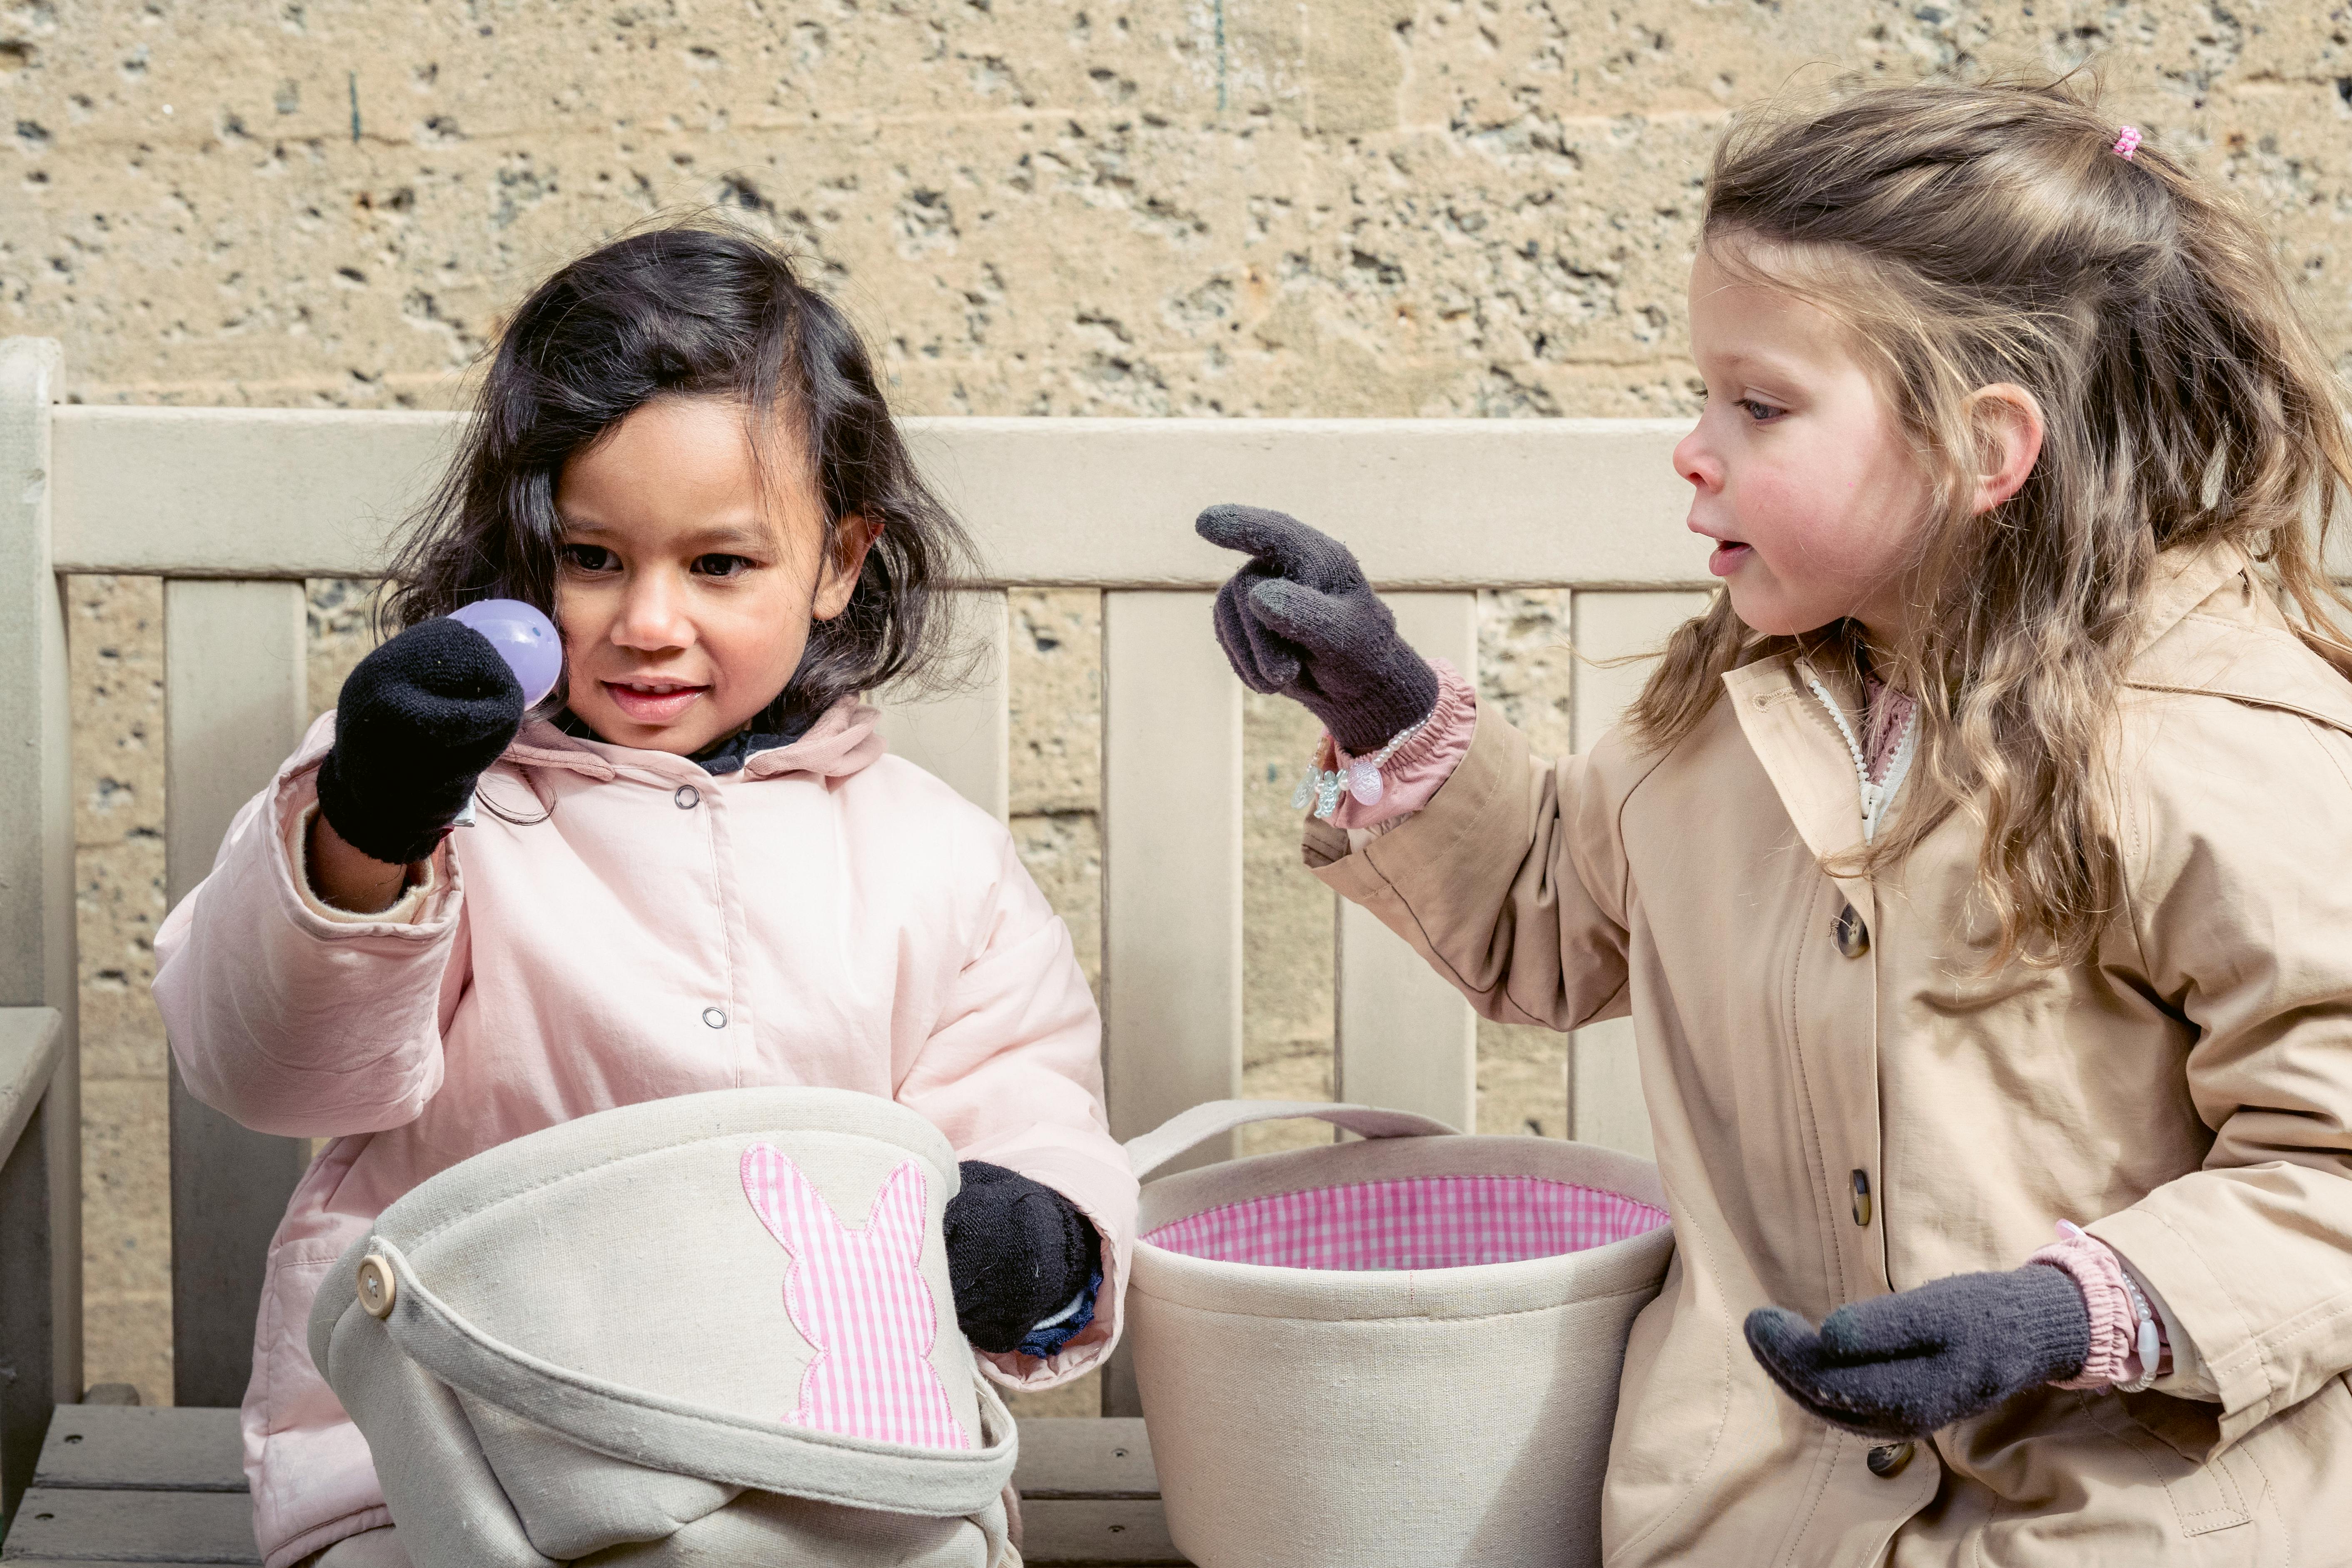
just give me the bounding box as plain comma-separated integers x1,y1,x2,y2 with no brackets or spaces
1196,504,1441,755
944,1161,1102,1356
315,618,527,866
1744,1264,2092,1440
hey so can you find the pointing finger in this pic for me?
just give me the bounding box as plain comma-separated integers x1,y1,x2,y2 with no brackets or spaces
1195,504,1339,578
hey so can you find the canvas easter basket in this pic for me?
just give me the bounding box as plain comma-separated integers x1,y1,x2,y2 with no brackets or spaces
1123,1100,1675,1568
309,1087,1021,1568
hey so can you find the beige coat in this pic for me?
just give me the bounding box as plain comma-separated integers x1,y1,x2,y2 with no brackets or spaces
1307,543,2352,1566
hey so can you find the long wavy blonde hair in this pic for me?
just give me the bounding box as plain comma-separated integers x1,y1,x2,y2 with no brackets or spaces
1628,76,2352,967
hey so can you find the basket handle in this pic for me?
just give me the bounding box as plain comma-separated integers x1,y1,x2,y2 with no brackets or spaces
1125,1099,1460,1181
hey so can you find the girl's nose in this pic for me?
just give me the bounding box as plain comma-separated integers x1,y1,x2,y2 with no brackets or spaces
1673,423,1722,493
612,571,695,651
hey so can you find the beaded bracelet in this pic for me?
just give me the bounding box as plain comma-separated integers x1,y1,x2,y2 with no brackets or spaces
2114,1261,2164,1393
2057,1219,2163,1392
1292,709,1435,821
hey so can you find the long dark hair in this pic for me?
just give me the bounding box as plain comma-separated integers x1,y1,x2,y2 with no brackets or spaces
382,214,973,734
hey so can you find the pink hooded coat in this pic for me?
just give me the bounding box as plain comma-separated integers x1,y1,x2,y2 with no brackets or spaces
152,700,1136,1568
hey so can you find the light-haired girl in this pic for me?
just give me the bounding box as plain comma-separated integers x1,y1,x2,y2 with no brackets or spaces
155,222,1132,1568
1202,80,2352,1562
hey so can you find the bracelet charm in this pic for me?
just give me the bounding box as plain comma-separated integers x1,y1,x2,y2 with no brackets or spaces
1292,710,1434,821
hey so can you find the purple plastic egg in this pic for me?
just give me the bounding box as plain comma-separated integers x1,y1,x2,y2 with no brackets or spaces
450,598,564,708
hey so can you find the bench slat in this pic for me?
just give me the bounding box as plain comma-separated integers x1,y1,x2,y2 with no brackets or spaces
161,581,319,1409
0,1488,260,1563
30,1409,244,1493
875,589,1010,820
51,409,1706,587
1333,593,1480,1129
8,1410,1175,1561
1011,1418,1159,1500
1102,593,1243,1166
1021,1498,1188,1565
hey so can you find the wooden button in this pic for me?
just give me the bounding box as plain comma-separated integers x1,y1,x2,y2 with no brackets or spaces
1835,902,1870,959
356,1255,397,1320
1866,1441,1914,1478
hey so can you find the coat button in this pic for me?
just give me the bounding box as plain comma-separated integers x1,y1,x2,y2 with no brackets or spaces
1866,1441,1915,1479
675,784,701,809
1850,1169,1873,1228
1835,902,1870,959
702,1007,727,1029
356,1255,397,1320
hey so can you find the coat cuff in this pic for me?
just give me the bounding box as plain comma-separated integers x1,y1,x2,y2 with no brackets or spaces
971,1144,1134,1391
288,802,440,927
265,756,461,945
1306,701,1525,901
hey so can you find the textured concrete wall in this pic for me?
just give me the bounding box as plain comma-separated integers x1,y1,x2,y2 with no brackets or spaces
21,0,2351,1407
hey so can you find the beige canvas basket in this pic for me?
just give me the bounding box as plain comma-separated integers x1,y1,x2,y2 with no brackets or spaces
309,1087,1021,1568
1123,1100,1675,1568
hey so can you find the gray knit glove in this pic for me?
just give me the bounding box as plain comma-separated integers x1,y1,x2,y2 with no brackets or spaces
1196,504,1440,755
1744,1264,2091,1440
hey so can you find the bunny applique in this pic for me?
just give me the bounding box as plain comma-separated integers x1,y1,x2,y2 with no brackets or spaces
739,1141,971,1450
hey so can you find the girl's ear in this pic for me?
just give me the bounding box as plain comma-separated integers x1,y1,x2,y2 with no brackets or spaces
812,515,880,623
1966,384,2045,516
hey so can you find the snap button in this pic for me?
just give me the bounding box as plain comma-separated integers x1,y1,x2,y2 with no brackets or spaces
356,1255,397,1320
1835,902,1870,959
702,1007,727,1029
1850,1169,1872,1228
674,784,701,809
1866,1441,1914,1479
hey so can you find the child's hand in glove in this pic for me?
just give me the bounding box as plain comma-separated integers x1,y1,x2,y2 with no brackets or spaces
944,1162,1102,1357
1743,1264,2091,1439
317,617,529,868
1195,504,1439,755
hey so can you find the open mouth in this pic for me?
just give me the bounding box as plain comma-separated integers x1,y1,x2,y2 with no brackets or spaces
1706,541,1753,577
603,679,709,725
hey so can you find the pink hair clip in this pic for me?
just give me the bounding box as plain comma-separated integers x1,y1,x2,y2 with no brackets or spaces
2112,125,2142,160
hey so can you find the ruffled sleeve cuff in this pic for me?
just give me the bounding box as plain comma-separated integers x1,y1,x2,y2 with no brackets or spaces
1323,659,1477,832
2029,1223,2167,1390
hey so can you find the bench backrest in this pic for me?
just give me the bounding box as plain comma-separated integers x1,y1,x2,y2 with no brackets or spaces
4,336,1711,1418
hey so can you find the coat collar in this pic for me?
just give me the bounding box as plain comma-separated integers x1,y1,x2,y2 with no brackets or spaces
2130,537,2255,658
1716,538,2352,900
503,696,887,785
1720,656,1879,922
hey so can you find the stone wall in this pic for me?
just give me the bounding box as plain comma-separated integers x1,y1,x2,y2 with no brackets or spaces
14,0,2349,1407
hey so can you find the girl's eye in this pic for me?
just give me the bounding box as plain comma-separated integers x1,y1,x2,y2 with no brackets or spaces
1738,399,1786,424
559,543,618,573
693,553,756,579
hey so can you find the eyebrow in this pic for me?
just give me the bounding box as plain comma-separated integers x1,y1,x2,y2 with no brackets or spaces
557,517,776,552
1709,347,1810,378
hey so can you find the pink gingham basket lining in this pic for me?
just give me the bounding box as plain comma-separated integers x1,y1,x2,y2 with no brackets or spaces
1144,1174,1668,1272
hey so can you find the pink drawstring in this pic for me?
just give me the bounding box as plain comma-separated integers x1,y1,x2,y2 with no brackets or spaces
2113,126,2142,160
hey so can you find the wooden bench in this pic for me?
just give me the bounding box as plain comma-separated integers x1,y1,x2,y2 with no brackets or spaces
0,334,1704,1561
1,1409,1182,1566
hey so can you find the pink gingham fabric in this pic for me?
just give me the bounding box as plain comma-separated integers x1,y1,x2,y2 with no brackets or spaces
740,1142,970,1450
1145,1175,1669,1271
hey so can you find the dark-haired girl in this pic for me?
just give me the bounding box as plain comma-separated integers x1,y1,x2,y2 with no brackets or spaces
154,220,1132,1568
